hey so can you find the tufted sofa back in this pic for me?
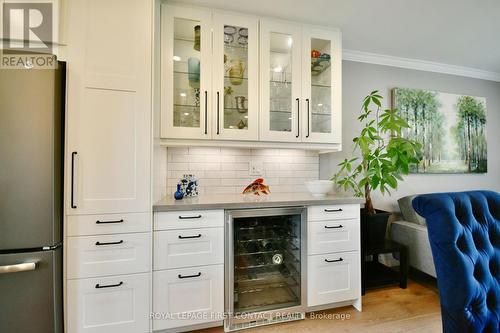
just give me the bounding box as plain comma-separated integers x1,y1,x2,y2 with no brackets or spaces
413,190,500,333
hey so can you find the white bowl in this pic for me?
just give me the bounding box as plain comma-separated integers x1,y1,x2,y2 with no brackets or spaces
304,180,334,197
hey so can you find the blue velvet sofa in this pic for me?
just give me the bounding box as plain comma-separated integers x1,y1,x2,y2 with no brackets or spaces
413,190,499,333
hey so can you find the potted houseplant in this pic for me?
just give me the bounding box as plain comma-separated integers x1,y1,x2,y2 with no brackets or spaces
333,90,421,245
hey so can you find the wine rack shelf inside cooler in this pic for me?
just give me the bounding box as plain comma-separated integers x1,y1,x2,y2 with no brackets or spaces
232,214,302,314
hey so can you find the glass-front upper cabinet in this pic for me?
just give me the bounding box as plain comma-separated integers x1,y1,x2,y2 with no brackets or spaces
212,13,259,141
260,21,302,142
301,27,342,143
161,5,212,139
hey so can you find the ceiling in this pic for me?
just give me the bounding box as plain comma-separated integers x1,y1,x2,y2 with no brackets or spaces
176,0,500,74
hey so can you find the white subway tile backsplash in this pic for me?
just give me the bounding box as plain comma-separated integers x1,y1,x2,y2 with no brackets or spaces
164,147,319,196
189,147,220,155
221,163,249,171
205,170,237,179
168,162,189,171
221,148,251,156
189,162,220,171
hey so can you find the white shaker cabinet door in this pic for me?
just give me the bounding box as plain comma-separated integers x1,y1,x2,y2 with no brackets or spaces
67,273,150,333
153,265,224,330
65,0,151,215
307,251,360,307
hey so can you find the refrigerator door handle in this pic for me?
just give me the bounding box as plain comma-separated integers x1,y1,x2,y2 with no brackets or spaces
0,262,36,274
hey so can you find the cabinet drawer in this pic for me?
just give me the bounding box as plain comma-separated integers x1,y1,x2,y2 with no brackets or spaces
154,210,224,230
308,219,359,254
67,233,150,279
307,251,360,307
308,204,359,222
154,227,224,270
67,273,150,333
67,212,150,236
153,264,224,330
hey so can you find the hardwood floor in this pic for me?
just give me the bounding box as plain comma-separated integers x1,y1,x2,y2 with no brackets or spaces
193,280,442,333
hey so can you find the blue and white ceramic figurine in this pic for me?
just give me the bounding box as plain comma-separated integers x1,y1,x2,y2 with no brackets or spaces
179,174,199,197
174,183,184,200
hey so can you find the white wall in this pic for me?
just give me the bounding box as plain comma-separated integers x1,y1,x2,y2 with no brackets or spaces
320,60,500,212
165,147,319,196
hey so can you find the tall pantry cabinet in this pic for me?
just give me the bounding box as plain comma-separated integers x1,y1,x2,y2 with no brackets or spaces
64,0,152,332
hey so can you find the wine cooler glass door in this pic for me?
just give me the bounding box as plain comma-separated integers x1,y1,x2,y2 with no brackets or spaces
225,208,306,331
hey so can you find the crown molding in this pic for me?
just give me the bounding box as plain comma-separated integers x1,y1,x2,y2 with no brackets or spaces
343,49,500,83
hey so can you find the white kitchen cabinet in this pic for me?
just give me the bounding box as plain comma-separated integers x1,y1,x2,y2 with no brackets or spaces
212,13,259,141
64,1,153,332
65,0,151,215
307,251,360,307
308,204,360,221
259,20,303,142
161,4,213,139
67,273,150,333
153,264,224,330
154,227,224,270
308,219,360,255
260,21,341,144
66,212,151,236
154,209,224,230
160,4,343,150
307,204,361,310
301,26,342,144
161,5,259,141
67,232,151,279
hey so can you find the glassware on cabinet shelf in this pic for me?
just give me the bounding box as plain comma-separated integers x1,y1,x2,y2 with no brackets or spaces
269,32,293,133
193,25,200,51
228,59,246,85
310,38,332,134
223,24,249,130
173,17,203,129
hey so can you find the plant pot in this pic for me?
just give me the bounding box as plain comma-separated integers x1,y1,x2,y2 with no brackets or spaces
361,209,391,247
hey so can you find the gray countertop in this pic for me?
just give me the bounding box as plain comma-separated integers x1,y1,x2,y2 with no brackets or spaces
153,192,364,212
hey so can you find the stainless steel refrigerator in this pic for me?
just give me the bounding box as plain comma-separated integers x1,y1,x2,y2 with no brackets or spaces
0,63,65,333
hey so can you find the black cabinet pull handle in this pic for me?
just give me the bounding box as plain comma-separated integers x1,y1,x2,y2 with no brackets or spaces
216,91,220,135
71,152,77,209
325,258,343,263
178,214,202,220
96,219,124,224
296,98,300,138
95,281,123,289
306,98,310,138
95,240,124,246
204,90,208,135
178,272,201,279
324,208,343,212
325,225,343,229
178,234,202,239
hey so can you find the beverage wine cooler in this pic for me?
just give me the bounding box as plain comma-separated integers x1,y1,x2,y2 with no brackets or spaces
225,208,306,331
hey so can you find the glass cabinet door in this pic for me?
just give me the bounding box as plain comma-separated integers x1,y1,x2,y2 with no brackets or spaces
161,5,212,139
260,21,302,142
213,14,259,141
301,28,341,143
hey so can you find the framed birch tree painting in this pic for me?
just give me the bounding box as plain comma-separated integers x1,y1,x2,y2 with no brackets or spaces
392,88,487,173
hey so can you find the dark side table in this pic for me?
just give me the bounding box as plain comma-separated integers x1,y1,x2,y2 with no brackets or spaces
362,240,408,295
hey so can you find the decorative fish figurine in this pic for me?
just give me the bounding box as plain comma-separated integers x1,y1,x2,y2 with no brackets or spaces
242,178,270,196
